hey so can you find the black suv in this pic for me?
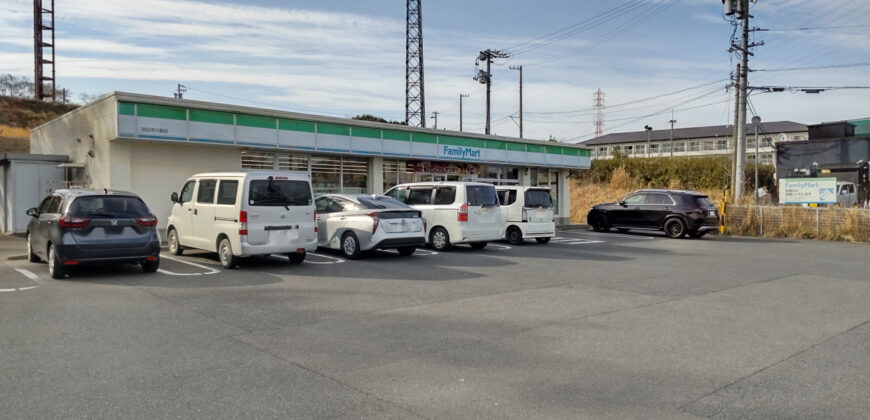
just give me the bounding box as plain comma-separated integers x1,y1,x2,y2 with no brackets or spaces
587,189,719,238
25,189,161,278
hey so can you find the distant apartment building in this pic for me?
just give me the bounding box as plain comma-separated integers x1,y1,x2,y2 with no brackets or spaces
580,121,808,165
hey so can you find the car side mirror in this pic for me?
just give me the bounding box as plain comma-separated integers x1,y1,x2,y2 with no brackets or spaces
171,192,179,203
26,207,38,217
618,201,627,207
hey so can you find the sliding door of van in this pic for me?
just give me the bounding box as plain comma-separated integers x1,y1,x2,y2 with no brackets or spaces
192,179,217,250
465,184,500,240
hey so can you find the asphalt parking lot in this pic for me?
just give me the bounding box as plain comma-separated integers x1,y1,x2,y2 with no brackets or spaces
1,229,869,419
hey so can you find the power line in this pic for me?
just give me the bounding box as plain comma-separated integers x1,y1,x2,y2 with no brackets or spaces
762,23,870,32
752,62,870,72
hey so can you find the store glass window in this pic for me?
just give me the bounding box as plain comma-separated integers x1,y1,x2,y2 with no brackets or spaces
383,160,398,191
241,150,275,170
482,165,499,179
311,156,341,194
537,170,550,187
342,157,368,194
277,153,308,172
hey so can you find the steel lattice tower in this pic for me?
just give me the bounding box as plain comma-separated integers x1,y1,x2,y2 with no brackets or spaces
33,0,56,101
593,88,605,137
405,0,425,127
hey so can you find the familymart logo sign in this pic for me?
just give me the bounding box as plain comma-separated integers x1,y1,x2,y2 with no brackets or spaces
440,145,482,160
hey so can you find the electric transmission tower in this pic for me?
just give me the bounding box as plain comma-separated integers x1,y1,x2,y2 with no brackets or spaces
593,88,605,138
405,0,425,127
33,0,56,101
474,49,509,135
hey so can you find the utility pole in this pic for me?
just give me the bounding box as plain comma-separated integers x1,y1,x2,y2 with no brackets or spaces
474,49,509,135
405,0,425,127
726,0,763,202
509,65,523,138
459,93,469,132
644,125,652,157
430,111,439,129
173,84,186,99
752,115,761,204
33,0,56,101
668,111,676,157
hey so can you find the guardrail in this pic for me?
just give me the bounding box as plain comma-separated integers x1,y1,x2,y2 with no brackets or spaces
724,205,870,242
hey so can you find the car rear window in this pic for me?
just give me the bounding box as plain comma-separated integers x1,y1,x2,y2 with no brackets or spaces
467,185,498,206
248,180,312,206
694,196,715,207
68,196,151,218
358,196,409,209
524,189,552,208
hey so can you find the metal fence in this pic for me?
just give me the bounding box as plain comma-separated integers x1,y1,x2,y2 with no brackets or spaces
724,205,870,242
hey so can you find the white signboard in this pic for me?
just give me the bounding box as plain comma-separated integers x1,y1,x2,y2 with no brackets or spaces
779,178,837,204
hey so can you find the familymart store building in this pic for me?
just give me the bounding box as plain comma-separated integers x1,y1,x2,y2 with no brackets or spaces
31,92,590,224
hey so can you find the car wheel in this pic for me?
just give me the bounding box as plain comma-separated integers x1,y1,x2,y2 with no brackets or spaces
142,258,160,273
688,230,707,239
287,252,306,264
47,244,65,279
591,214,610,232
429,227,451,251
469,242,487,249
168,228,183,256
506,227,523,245
535,237,551,244
218,237,238,269
397,246,416,256
341,232,362,259
664,218,687,239
27,233,40,262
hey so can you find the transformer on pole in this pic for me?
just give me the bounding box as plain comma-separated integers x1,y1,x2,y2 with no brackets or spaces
33,0,56,101
405,0,425,127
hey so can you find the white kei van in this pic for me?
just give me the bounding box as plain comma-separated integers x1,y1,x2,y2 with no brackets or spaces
166,172,317,268
495,186,556,245
384,182,502,251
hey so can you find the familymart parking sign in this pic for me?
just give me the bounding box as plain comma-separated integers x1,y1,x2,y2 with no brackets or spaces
779,178,837,204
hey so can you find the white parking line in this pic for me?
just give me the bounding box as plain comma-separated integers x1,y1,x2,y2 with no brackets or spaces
549,237,605,245
301,252,346,264
157,255,221,276
487,243,512,250
379,248,439,256
568,231,655,239
14,268,40,281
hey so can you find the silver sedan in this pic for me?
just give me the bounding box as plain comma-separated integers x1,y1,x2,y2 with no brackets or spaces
314,194,426,259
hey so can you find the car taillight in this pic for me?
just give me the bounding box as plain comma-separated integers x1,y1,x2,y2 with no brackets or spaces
136,215,158,227
59,215,90,228
458,203,468,222
314,211,318,232
367,212,380,234
239,210,248,235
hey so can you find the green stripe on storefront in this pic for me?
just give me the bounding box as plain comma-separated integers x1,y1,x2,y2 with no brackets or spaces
317,123,350,136
485,140,507,150
506,142,526,152
412,133,438,144
440,136,485,148
546,145,562,155
237,114,276,129
352,127,381,139
189,109,234,125
527,144,546,154
279,119,315,133
382,129,410,141
119,102,135,116
137,103,187,121
562,148,580,156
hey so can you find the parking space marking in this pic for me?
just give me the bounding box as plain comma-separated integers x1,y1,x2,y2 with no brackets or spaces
487,243,512,250
550,237,604,245
302,252,346,265
157,255,221,276
379,248,440,256
14,268,40,281
568,231,655,239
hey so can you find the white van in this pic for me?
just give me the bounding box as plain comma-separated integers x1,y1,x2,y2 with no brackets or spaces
496,186,556,245
166,172,317,268
384,182,502,251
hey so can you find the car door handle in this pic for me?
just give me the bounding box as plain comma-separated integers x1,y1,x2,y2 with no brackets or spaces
194,209,198,215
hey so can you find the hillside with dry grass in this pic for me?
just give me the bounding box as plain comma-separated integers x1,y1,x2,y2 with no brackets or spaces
0,95,78,153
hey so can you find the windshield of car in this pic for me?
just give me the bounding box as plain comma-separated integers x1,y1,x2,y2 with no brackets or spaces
68,196,151,218
524,189,553,208
358,196,409,209
467,185,498,207
248,179,312,206
694,196,715,207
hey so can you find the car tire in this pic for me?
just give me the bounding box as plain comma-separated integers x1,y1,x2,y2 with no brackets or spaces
27,233,40,262
469,242,487,249
167,228,183,256
429,227,452,251
341,232,362,259
591,214,610,232
688,230,707,239
664,218,687,239
397,246,416,256
142,258,160,273
218,237,238,269
535,237,551,244
506,227,523,245
287,252,306,264
47,244,65,279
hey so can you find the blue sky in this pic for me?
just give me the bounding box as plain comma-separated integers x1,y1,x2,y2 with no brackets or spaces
1,0,868,142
